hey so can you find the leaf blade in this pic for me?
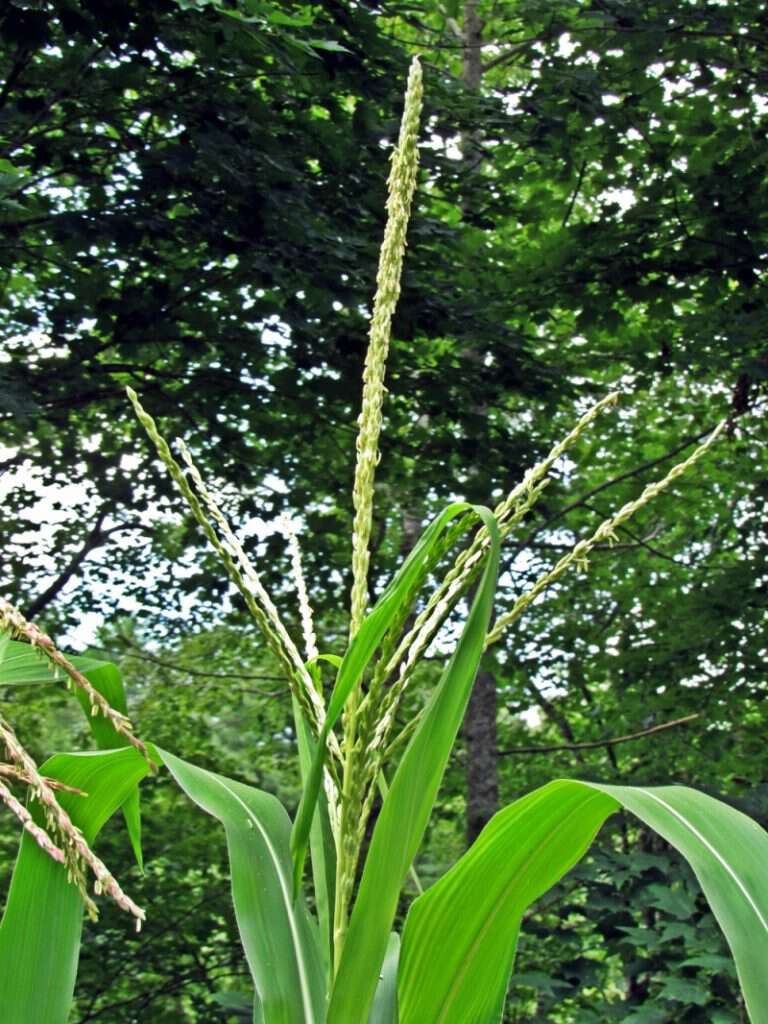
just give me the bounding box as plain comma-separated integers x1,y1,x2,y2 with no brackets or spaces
596,782,768,1021
71,658,144,870
0,639,102,687
397,780,768,1024
369,932,400,1024
160,749,326,1024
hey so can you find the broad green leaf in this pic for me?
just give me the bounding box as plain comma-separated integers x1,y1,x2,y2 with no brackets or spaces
0,639,103,686
0,747,151,1024
397,780,768,1024
211,990,254,1019
71,659,144,871
0,641,143,870
597,783,768,1022
254,994,265,1024
327,506,500,1021
291,502,492,895
398,781,615,1023
266,9,316,27
307,40,352,53
160,749,326,1024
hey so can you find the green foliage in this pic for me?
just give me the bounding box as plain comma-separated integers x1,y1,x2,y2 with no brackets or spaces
2,2,768,1021
399,781,768,1022
2,568,767,1022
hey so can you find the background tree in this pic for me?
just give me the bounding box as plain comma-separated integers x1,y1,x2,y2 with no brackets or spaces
1,0,767,1019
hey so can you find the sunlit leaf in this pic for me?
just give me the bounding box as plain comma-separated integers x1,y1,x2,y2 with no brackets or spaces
161,750,326,1024
398,780,768,1024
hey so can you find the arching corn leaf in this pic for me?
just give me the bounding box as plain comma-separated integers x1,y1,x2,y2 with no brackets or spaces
398,780,768,1024
161,749,326,1024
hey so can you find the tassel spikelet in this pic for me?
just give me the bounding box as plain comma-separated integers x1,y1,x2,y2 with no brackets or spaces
0,603,147,923
0,775,67,866
0,764,87,794
348,57,423,642
371,392,622,745
381,416,727,760
0,599,153,769
126,388,331,743
278,515,319,663
485,418,727,647
175,438,328,728
331,57,424,968
0,713,144,927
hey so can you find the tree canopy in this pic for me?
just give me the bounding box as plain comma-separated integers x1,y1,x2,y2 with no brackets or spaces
1,1,767,1020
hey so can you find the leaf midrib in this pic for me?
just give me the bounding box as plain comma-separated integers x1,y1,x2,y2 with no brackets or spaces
638,789,768,933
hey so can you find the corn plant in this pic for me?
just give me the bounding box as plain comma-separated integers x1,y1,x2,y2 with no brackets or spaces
1,58,768,1024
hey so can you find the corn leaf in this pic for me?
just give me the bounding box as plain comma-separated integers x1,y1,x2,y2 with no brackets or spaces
71,658,144,871
160,749,326,1024
0,747,152,1024
0,639,103,686
397,779,768,1024
327,506,500,1021
597,782,768,1022
290,501,492,895
0,641,143,870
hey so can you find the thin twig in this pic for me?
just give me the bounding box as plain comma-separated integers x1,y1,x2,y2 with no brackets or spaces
561,159,587,228
91,644,289,688
498,714,699,755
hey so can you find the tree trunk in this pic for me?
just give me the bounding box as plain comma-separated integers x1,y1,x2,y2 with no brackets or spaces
461,0,499,847
465,666,498,843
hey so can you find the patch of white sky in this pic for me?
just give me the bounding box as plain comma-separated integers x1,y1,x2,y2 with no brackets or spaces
0,315,301,650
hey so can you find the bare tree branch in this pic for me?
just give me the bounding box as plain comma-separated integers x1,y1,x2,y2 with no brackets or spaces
518,422,722,550
91,642,289,696
499,713,699,755
22,517,155,620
